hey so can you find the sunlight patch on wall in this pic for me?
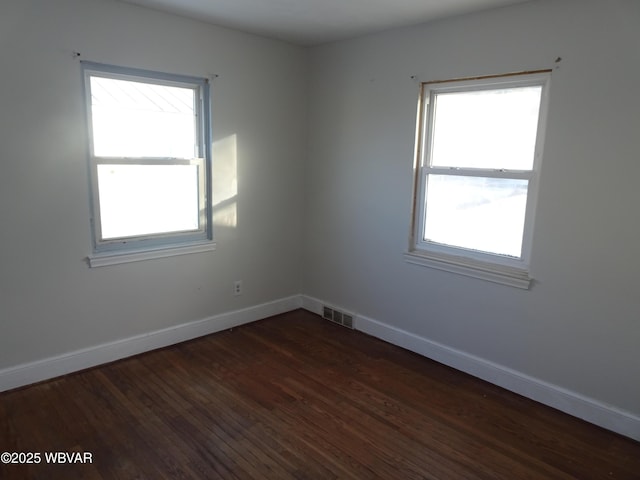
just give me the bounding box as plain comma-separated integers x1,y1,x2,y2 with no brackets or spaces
212,134,238,228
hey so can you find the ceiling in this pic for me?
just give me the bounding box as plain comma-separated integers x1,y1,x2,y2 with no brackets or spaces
120,0,531,46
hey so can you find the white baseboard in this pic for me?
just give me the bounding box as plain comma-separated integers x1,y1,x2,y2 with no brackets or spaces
3,293,638,441
301,295,640,441
0,295,303,393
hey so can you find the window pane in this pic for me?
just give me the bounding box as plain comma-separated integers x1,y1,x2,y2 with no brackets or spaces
430,86,542,170
97,164,200,239
424,175,528,257
90,76,196,158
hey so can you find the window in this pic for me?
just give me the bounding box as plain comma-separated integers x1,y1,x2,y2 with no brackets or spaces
82,62,214,266
406,71,551,288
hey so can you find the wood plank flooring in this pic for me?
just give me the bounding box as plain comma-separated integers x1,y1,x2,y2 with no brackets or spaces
1,309,639,479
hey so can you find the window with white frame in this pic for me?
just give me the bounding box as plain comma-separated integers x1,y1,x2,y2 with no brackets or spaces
406,70,551,288
82,62,214,266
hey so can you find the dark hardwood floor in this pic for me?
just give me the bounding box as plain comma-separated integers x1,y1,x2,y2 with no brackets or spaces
1,309,638,479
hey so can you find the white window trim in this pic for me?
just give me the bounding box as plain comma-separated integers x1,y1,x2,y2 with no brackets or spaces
403,250,531,289
88,241,216,268
81,62,215,266
406,70,552,289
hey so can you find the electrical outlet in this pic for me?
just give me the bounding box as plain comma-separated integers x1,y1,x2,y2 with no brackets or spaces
233,280,242,296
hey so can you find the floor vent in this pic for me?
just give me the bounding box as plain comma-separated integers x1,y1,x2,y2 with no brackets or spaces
322,306,354,329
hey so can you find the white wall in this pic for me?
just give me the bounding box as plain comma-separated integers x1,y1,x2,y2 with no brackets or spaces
304,0,640,420
0,0,306,368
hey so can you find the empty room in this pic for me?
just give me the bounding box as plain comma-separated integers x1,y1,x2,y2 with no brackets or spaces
1,0,639,478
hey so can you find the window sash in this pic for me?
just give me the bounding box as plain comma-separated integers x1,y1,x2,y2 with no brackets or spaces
425,86,543,171
416,172,533,263
90,158,207,248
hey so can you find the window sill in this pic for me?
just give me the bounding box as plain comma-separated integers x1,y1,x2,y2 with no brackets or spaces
88,241,216,268
403,250,531,289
